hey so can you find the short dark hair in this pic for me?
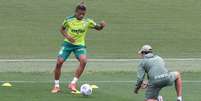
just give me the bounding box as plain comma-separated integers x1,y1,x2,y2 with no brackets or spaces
75,4,87,11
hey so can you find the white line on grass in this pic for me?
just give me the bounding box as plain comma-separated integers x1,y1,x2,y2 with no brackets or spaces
0,58,201,62
0,80,200,83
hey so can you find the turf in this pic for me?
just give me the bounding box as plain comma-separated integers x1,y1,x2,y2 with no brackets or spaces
1,59,201,72
0,0,201,101
0,72,201,101
0,0,201,58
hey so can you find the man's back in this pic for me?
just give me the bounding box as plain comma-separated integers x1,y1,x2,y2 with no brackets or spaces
140,53,169,83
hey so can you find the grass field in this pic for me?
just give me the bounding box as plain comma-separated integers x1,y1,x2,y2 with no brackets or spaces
0,71,201,101
0,60,201,101
1,0,201,101
0,0,201,58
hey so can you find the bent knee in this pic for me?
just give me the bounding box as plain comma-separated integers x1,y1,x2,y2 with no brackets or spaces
175,71,181,79
78,55,87,64
57,57,64,65
80,59,87,65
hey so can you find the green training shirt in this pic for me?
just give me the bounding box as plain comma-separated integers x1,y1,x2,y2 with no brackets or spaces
62,16,97,46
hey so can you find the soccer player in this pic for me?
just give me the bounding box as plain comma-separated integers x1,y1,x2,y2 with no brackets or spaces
51,3,106,93
134,45,183,101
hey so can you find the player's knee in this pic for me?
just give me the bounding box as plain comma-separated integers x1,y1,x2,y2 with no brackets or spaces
78,55,87,65
57,57,64,65
80,58,87,65
175,71,181,79
146,99,157,101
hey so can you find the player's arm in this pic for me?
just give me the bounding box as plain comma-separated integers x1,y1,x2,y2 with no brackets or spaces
60,26,75,43
134,62,145,94
94,21,106,31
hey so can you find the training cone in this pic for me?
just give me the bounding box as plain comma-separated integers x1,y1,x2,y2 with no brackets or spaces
71,90,81,95
90,85,99,89
1,82,12,87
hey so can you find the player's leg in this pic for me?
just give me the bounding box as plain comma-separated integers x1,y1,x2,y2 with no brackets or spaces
145,85,161,101
75,54,87,78
51,57,65,93
54,57,65,85
145,95,163,101
169,71,183,101
146,99,157,101
68,47,87,92
175,71,182,101
51,43,72,93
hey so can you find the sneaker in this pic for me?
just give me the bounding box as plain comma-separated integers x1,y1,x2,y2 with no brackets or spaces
158,95,163,101
71,89,81,95
68,83,77,92
177,97,183,101
51,86,61,93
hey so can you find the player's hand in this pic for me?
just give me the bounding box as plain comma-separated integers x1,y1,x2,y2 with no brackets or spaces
140,80,148,89
134,88,139,94
66,35,75,43
134,86,140,94
99,21,106,28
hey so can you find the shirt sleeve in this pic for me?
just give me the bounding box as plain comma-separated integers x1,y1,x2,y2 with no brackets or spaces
88,19,97,29
136,61,146,87
62,19,69,28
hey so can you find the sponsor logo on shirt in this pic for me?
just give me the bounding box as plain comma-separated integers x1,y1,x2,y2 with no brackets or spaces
71,29,85,34
154,73,168,79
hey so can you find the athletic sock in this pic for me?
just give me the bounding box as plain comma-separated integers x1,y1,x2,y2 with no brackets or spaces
71,77,78,84
54,80,60,87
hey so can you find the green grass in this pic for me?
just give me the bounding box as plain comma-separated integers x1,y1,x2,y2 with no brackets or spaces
0,0,201,101
0,72,201,101
1,59,201,72
0,59,200,101
0,0,201,58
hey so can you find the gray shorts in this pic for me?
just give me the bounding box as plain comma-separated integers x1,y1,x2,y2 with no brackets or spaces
145,72,177,99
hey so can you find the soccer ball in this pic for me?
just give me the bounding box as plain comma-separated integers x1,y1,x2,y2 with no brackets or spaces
80,84,92,96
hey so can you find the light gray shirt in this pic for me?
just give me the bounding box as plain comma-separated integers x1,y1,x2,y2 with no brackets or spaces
136,53,169,87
